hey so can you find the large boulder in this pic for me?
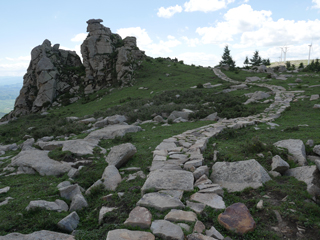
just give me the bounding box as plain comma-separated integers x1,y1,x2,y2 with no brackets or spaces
105,143,137,168
284,166,320,197
10,149,71,176
274,139,307,166
84,124,142,144
0,230,75,239
210,159,271,192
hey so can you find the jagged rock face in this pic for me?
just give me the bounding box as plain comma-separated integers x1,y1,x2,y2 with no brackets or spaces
5,39,83,119
81,19,145,94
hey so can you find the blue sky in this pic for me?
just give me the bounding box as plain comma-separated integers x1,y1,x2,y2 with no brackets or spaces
1,0,320,79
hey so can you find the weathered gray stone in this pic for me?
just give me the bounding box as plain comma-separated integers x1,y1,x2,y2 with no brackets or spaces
211,159,271,192
151,220,184,240
271,155,290,174
11,149,71,176
205,226,224,239
186,201,206,214
107,115,127,125
106,229,155,240
313,145,320,156
198,185,224,196
168,111,191,121
274,139,307,166
26,199,68,212
69,194,88,211
105,143,137,168
284,165,320,197
101,165,122,190
59,184,82,200
165,209,197,223
190,193,225,210
0,230,75,240
84,124,142,144
124,206,152,229
159,190,184,200
137,192,185,211
0,186,10,194
193,220,206,233
193,166,209,180
187,233,217,240
141,169,194,194
99,206,117,224
57,212,79,233
0,197,14,207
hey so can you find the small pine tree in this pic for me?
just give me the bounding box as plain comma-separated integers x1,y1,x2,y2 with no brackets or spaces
250,50,262,66
285,61,291,69
243,56,249,67
220,45,236,70
298,62,304,69
266,58,271,66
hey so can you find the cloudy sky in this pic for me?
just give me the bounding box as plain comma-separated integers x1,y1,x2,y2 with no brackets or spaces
1,0,320,78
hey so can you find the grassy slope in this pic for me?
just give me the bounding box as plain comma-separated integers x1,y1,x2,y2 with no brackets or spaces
0,59,320,239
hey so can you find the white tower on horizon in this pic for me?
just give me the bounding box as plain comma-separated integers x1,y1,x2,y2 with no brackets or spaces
308,42,312,65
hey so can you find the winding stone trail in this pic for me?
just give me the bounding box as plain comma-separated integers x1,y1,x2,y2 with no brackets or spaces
112,67,300,239
1,67,304,239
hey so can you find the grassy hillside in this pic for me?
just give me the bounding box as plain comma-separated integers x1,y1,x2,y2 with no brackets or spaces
270,59,310,67
0,58,320,239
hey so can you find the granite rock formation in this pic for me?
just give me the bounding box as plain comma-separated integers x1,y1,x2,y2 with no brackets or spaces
81,19,145,94
3,40,83,119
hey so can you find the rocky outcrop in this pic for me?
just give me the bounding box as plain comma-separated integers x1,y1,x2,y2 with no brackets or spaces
81,19,145,94
2,19,145,121
3,40,83,119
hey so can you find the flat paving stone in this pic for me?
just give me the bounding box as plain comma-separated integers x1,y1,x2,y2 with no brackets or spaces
190,193,225,210
106,229,155,240
137,192,185,211
151,220,184,240
141,169,194,194
124,206,152,229
165,209,197,223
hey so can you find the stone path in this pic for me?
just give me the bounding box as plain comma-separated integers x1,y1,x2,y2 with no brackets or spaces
1,68,305,239
107,68,302,239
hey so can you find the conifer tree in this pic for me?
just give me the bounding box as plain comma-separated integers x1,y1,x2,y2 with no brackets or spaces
219,45,235,70
243,56,249,67
250,50,262,66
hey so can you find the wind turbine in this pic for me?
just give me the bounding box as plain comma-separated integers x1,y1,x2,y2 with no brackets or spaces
283,46,288,62
308,41,313,65
280,47,283,62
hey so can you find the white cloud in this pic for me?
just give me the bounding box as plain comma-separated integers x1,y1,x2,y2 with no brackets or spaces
117,27,153,49
196,4,320,49
182,36,200,47
0,62,29,77
0,56,30,76
117,27,181,56
196,4,272,44
312,0,320,9
148,36,182,56
184,0,235,13
177,52,220,67
157,5,183,18
71,33,87,42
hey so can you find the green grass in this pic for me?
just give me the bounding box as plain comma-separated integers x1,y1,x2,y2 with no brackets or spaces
1,59,320,239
